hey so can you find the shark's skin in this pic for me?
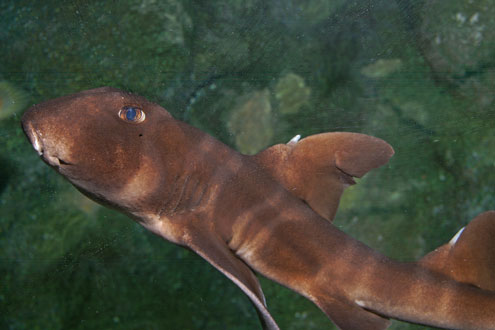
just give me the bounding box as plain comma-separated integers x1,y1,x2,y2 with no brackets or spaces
22,87,495,330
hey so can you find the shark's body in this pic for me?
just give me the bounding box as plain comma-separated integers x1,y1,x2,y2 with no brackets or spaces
22,87,495,329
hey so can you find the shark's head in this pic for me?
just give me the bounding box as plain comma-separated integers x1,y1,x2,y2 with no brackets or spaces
22,86,395,225
21,87,175,214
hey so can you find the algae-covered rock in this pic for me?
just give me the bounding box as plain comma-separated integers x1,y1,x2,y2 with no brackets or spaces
190,1,261,79
0,1,192,99
271,0,346,28
459,70,495,109
275,73,311,114
0,81,28,120
228,89,273,155
420,0,495,81
361,59,402,78
131,0,192,46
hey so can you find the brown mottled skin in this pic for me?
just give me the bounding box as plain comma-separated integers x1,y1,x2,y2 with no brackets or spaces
22,87,495,330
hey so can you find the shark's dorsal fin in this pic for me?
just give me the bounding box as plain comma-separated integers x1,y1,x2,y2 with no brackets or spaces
254,132,394,221
419,211,495,291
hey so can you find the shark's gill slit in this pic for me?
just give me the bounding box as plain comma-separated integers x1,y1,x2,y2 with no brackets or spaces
171,175,190,213
159,174,180,216
193,182,209,209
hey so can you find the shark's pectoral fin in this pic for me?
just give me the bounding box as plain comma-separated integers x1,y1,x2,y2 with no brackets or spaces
254,132,394,221
314,297,390,330
183,226,279,330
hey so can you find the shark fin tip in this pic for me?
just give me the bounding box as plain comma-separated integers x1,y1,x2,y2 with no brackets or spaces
287,134,301,145
449,227,465,246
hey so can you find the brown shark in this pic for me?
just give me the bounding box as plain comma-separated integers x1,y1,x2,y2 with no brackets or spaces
21,87,495,330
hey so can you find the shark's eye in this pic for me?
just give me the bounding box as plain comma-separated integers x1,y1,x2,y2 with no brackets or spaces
118,106,146,123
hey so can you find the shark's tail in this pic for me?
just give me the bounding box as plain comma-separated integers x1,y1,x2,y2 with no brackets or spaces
301,211,495,330
419,210,495,291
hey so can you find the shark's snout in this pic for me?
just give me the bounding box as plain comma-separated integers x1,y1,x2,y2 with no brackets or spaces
21,115,72,168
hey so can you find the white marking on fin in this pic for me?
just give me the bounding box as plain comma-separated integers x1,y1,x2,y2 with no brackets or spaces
355,300,366,307
449,227,465,246
287,134,301,145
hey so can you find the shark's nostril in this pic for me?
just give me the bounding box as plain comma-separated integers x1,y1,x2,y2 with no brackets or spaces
32,133,43,156
22,122,44,156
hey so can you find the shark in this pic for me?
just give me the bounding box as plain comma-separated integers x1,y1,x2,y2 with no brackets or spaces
21,87,495,329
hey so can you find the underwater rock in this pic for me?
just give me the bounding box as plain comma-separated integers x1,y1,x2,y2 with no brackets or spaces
190,2,258,79
271,0,346,28
420,0,495,83
227,89,273,155
0,81,28,120
458,70,495,108
361,59,402,78
275,73,311,114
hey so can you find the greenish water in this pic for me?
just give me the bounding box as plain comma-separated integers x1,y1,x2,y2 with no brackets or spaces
1,1,494,329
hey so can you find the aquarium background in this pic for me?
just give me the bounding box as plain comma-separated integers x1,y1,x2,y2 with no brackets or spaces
1,1,494,329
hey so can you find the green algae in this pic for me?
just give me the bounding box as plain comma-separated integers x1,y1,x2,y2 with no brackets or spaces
275,73,311,114
228,89,274,155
